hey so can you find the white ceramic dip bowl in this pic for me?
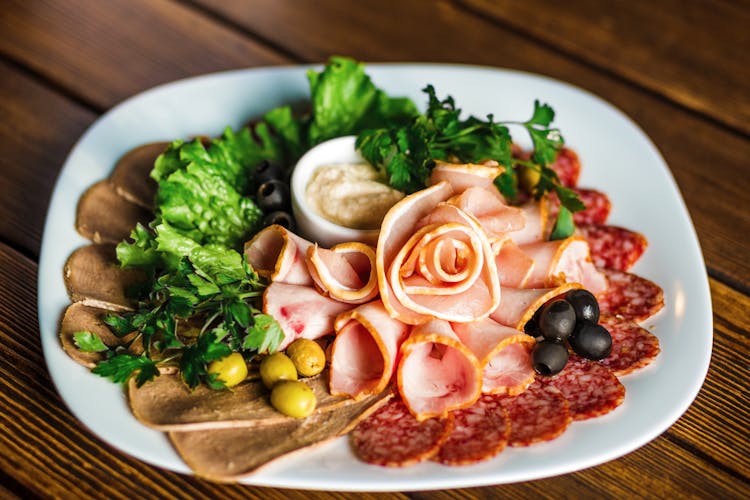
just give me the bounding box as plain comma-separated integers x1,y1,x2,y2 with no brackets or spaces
290,135,381,247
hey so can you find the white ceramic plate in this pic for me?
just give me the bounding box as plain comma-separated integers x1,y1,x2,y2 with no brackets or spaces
38,64,712,491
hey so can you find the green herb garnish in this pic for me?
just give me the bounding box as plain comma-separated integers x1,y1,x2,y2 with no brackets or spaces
357,88,583,236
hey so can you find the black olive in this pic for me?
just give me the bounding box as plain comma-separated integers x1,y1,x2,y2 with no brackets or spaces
531,340,569,376
524,318,541,337
538,299,576,342
254,160,285,185
565,289,600,323
262,210,295,231
256,180,291,212
569,320,612,360
523,308,542,337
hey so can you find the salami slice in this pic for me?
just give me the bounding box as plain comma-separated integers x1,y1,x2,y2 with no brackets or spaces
598,268,664,322
539,356,625,420
434,394,510,465
549,188,611,226
599,315,661,376
350,398,453,467
577,223,647,272
549,148,581,187
499,381,571,447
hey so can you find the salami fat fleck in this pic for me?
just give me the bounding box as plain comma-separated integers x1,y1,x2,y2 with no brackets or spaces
540,356,625,420
598,268,664,322
549,188,611,226
599,315,660,376
350,398,453,467
434,394,510,465
577,223,647,271
499,381,571,447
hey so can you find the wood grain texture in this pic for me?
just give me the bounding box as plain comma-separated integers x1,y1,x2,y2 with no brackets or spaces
192,0,750,291
0,0,290,110
460,0,750,135
0,0,749,497
0,60,94,256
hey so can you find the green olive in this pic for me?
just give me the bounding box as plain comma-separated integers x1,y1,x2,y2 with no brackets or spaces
286,339,326,377
270,380,317,418
518,165,541,192
207,352,248,388
259,352,298,389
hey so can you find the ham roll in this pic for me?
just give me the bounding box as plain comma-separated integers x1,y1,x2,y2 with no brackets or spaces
452,318,535,395
397,319,482,420
263,282,353,351
244,224,313,286
429,160,503,194
306,242,379,304
520,236,608,294
329,300,410,400
490,283,582,330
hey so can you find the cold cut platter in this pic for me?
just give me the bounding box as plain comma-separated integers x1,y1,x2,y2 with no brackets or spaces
38,62,712,490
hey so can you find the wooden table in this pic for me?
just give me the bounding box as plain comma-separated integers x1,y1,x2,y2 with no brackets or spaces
1,1,748,498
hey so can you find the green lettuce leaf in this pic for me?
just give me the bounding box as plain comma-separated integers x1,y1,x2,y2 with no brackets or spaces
307,56,417,146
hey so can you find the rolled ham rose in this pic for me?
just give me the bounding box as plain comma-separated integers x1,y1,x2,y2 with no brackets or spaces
377,182,501,325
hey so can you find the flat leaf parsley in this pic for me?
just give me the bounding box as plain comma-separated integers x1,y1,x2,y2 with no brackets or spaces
356,87,583,237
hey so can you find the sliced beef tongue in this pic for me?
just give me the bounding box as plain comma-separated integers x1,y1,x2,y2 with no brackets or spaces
75,180,152,244
63,243,147,311
109,142,167,209
59,302,140,368
170,388,392,481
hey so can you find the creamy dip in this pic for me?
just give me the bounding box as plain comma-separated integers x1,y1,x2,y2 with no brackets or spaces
305,163,404,230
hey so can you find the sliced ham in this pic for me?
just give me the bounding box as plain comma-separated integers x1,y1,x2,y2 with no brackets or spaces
244,224,313,286
381,201,500,324
509,199,549,245
494,238,535,288
490,283,582,330
452,318,535,395
306,242,378,304
379,182,473,324
429,161,503,193
262,282,353,350
447,186,525,238
330,300,410,400
520,236,608,295
397,319,482,420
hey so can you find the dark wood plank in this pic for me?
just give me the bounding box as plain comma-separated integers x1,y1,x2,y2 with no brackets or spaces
0,0,290,110
194,0,750,290
0,242,405,499
666,279,750,475
459,0,750,135
0,60,94,257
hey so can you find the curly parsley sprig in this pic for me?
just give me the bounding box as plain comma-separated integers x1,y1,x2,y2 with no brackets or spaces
356,87,583,239
75,246,283,389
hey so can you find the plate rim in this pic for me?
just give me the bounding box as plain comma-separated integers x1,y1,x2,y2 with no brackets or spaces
37,62,713,491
